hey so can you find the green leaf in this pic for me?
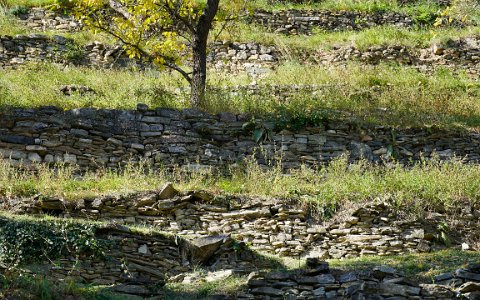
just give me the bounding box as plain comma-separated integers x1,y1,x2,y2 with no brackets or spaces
253,128,264,143
387,144,394,157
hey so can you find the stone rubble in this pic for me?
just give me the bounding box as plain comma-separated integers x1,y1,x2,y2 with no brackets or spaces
242,261,480,299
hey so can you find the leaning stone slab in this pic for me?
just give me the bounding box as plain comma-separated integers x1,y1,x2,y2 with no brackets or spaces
158,182,178,200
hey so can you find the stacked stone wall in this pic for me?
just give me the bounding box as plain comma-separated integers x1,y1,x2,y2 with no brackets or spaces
252,9,414,34
245,260,480,299
2,33,479,75
0,107,479,170
17,7,82,32
6,189,479,259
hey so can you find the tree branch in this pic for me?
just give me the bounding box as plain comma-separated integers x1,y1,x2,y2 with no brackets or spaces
90,21,192,83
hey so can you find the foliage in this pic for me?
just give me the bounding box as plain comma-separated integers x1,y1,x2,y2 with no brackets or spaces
0,214,107,269
8,5,29,16
242,119,274,143
73,0,247,107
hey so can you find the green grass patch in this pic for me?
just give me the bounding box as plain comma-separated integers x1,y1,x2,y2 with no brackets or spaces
220,23,480,51
330,249,480,283
0,271,144,300
1,0,56,8
250,0,442,14
164,274,248,300
2,62,480,129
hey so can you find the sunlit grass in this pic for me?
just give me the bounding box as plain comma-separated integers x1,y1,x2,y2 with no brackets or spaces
217,22,480,51
1,156,479,217
1,62,480,129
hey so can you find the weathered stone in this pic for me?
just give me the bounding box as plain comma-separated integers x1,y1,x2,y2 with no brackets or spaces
158,182,178,200
456,269,480,282
251,287,284,296
421,284,456,298
189,235,231,264
372,266,399,279
110,284,152,296
459,282,480,293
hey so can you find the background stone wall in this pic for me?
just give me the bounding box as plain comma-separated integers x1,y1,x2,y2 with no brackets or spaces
17,7,82,32
252,9,413,34
0,107,479,170
2,33,478,75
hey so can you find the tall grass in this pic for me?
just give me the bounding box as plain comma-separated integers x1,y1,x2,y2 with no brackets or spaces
250,0,442,13
1,156,479,216
217,22,480,51
2,62,480,129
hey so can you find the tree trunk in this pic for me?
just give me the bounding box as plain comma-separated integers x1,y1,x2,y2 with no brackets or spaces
190,0,220,109
191,37,208,108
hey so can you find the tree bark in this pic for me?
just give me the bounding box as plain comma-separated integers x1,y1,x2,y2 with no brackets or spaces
191,37,208,108
190,0,220,108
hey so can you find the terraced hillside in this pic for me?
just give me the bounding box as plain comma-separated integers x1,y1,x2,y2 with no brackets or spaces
0,0,480,299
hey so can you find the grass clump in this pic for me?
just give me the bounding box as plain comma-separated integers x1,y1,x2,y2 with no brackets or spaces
0,272,139,300
250,0,442,14
218,21,480,51
164,274,248,300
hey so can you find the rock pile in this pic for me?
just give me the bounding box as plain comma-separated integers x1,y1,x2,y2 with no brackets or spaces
5,186,478,259
245,260,480,299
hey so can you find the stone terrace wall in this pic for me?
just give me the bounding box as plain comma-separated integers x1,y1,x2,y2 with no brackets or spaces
17,8,82,32
18,8,414,35
27,224,274,296
0,34,139,69
7,189,479,259
0,34,278,73
2,33,479,76
0,107,480,170
252,9,413,34
304,37,480,75
245,260,480,299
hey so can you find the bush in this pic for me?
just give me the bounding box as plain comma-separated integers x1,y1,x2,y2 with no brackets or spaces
0,216,107,269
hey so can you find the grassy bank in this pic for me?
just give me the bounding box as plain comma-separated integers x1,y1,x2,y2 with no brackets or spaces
1,157,479,216
2,62,479,129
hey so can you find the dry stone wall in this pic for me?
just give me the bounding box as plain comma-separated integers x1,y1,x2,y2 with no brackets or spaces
252,9,414,35
2,32,479,76
245,260,480,299
6,188,479,260
0,34,141,69
0,106,479,170
28,224,275,297
304,37,480,75
17,8,415,35
16,7,82,32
